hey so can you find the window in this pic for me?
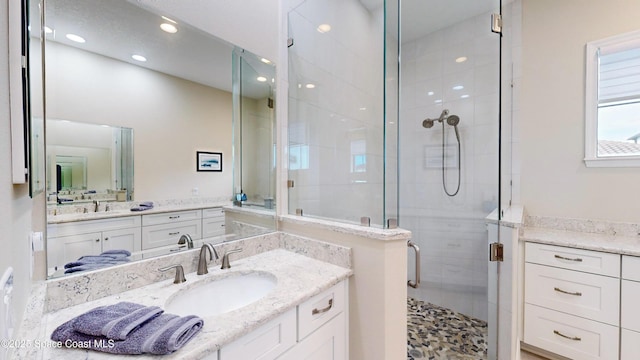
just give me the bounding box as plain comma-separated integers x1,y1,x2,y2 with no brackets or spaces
585,30,640,167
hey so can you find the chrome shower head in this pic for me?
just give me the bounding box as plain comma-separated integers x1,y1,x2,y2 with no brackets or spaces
422,119,434,128
446,115,460,126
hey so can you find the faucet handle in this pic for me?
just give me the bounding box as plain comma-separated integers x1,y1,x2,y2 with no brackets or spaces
221,248,243,269
159,264,186,284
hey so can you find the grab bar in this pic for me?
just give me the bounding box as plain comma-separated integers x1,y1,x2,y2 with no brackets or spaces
408,240,420,288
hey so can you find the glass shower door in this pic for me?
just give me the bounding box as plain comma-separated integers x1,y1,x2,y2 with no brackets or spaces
399,0,502,359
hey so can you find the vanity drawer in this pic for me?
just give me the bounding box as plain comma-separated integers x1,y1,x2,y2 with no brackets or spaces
525,242,620,277
202,218,226,239
48,216,141,237
141,209,202,226
524,263,619,325
622,255,640,282
622,279,640,332
141,219,201,250
298,281,346,341
524,304,619,360
203,207,225,219
220,308,296,360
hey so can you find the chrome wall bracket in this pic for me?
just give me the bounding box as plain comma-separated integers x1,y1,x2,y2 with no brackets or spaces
489,242,504,262
295,208,303,216
491,13,502,34
360,217,371,227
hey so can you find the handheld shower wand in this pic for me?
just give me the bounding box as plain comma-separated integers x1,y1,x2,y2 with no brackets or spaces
421,109,461,197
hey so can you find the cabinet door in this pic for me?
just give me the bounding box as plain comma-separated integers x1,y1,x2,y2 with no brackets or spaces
61,232,103,264
102,227,141,253
220,308,296,360
279,312,346,360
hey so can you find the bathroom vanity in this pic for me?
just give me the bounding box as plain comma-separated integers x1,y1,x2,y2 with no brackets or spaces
521,224,640,360
17,234,352,360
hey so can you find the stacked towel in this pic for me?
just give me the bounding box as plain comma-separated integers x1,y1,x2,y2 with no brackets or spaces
131,201,154,212
51,302,203,355
63,250,131,274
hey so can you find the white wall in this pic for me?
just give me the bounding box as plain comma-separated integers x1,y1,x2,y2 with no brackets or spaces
520,0,640,222
0,3,37,345
33,41,233,201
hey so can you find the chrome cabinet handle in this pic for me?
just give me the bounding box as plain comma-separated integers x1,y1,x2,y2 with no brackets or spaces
554,254,583,262
169,232,180,236
554,330,581,341
104,237,109,241
95,238,100,242
169,216,180,219
312,299,333,315
554,287,582,296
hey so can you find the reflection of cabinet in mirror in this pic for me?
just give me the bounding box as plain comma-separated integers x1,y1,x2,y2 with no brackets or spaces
47,216,142,277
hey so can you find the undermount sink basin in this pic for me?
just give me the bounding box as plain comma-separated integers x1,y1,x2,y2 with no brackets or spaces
165,272,277,317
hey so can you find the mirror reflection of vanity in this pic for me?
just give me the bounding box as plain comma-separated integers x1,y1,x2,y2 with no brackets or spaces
32,0,278,278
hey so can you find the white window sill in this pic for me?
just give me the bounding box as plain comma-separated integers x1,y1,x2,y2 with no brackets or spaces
584,156,640,168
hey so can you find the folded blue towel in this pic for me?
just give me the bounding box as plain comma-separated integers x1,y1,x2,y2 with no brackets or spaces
51,302,204,355
71,302,163,340
101,249,131,256
64,262,127,273
131,202,154,212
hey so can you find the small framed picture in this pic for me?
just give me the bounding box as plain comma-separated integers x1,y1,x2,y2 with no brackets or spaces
197,151,222,172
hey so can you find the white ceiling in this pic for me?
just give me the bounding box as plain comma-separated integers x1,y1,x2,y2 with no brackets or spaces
33,0,235,92
32,0,500,95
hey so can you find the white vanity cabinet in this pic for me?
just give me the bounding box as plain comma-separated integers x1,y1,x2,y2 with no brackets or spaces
202,207,226,240
47,216,142,271
141,210,202,250
523,242,620,360
216,280,348,360
621,255,640,359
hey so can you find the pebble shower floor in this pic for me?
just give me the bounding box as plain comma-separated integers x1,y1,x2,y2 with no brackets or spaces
407,297,488,359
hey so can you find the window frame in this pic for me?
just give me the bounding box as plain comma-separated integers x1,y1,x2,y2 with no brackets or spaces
584,29,640,168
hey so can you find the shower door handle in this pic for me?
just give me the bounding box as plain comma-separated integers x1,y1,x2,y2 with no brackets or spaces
408,240,420,288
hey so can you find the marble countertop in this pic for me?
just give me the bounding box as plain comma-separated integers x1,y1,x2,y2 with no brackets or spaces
48,201,232,224
34,249,352,359
522,226,640,256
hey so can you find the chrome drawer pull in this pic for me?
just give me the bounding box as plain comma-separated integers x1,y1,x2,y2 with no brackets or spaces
312,299,333,315
554,287,582,296
554,330,581,341
169,216,180,219
554,254,583,262
169,232,180,236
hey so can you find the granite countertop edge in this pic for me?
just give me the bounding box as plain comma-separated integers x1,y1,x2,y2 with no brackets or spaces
522,226,640,256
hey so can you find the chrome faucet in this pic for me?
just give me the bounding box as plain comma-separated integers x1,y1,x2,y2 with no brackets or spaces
221,248,243,269
197,243,219,275
178,234,194,249
159,264,186,284
93,200,100,212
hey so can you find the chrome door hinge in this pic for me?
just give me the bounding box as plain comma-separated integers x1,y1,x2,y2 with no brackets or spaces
489,242,504,262
287,38,294,48
491,13,502,34
287,180,294,188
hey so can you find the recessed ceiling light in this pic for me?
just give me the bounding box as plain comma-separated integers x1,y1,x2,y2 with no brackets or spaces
101,125,110,128
434,99,443,104
66,33,85,43
461,94,470,99
161,16,177,24
132,54,147,62
261,58,272,64
455,56,467,63
427,91,435,96
305,83,316,89
160,23,178,34
257,76,267,82
43,26,53,34
359,107,367,111
452,85,464,90
317,24,331,33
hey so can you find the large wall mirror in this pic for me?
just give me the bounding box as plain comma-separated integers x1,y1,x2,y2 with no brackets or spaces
30,0,277,278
